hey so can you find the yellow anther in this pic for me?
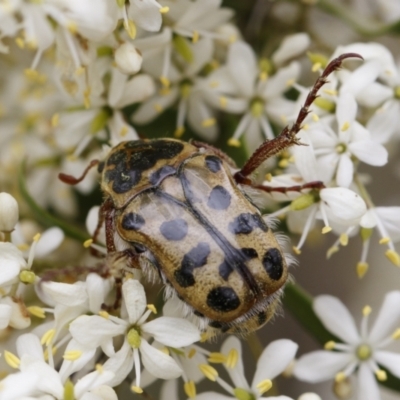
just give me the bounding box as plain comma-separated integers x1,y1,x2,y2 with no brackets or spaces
95,363,104,373
131,386,143,394
199,364,218,381
184,380,196,398
187,348,196,358
201,118,216,127
75,66,85,76
219,96,227,108
67,21,78,34
293,246,302,255
43,346,57,361
357,262,369,278
124,20,137,39
17,243,30,252
379,237,390,244
208,352,226,364
340,121,350,131
33,233,41,242
335,371,346,382
63,350,83,361
4,351,20,369
41,329,56,346
225,348,238,369
161,347,170,355
256,379,272,395
312,113,319,121
312,62,322,72
327,246,339,259
174,126,185,138
159,6,169,13
27,306,46,318
278,159,289,169
264,173,272,182
362,305,372,317
324,340,336,350
200,332,210,342
15,37,25,48
339,233,348,246
259,71,268,81
286,78,295,87
228,138,241,147
159,75,170,88
51,113,59,127
392,328,400,340
385,249,400,266
192,31,199,43
99,310,110,319
83,239,93,248
376,369,387,381
153,103,163,113
147,304,157,314
119,126,128,137
322,226,332,234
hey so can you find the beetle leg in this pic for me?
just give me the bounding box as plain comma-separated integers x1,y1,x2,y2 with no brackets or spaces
249,180,325,195
58,159,100,185
234,53,362,184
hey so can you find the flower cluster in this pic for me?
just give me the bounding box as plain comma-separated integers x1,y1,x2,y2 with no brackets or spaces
1,1,400,399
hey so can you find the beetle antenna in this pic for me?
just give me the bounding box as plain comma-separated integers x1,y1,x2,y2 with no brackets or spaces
58,159,100,185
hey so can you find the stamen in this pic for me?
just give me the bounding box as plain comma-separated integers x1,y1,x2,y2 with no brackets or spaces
131,386,143,394
27,306,46,318
225,348,238,369
227,138,241,147
356,262,369,279
327,245,339,259
184,381,196,398
208,352,226,364
324,340,336,350
379,237,390,244
339,233,348,246
99,310,110,319
392,328,400,340
335,371,346,382
192,31,199,43
199,364,218,381
41,329,56,346
4,351,20,369
83,239,93,248
385,249,400,267
147,304,157,314
159,6,169,13
63,350,83,361
201,118,216,127
187,348,196,358
376,369,387,381
256,379,272,395
174,126,185,138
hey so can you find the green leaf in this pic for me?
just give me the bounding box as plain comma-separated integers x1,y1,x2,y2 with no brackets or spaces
18,161,89,243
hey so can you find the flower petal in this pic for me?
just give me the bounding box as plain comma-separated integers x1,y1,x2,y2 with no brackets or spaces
293,351,352,382
0,304,11,329
368,291,400,344
252,339,298,389
313,295,360,344
220,336,249,389
374,350,400,378
356,363,380,400
0,242,26,285
122,279,147,324
349,140,388,167
17,333,44,361
35,227,64,257
142,317,200,347
103,340,134,387
40,281,87,307
140,339,183,379
272,33,310,66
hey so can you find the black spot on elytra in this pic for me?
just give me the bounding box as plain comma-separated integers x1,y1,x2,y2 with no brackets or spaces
207,185,231,210
160,218,188,241
149,165,176,185
206,286,240,312
218,260,233,281
262,248,283,280
229,213,268,235
122,213,145,231
241,248,258,259
105,140,184,193
205,155,222,173
174,242,210,287
258,311,267,326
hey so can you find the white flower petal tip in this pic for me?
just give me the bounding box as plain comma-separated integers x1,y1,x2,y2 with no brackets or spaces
115,42,143,75
0,192,19,231
297,393,322,400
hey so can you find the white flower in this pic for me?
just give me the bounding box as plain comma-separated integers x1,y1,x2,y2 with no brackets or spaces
294,292,400,400
0,192,18,232
205,38,304,147
1,332,116,399
196,336,297,400
307,92,388,188
114,42,143,75
70,279,200,392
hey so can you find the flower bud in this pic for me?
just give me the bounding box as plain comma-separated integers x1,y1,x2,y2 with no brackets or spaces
115,43,142,75
0,192,19,232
